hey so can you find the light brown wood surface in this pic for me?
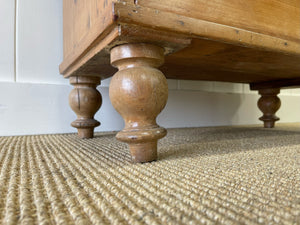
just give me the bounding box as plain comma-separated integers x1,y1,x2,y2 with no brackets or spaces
109,43,168,163
161,39,300,83
69,76,102,138
60,0,300,85
114,1,300,55
138,0,300,42
61,0,114,76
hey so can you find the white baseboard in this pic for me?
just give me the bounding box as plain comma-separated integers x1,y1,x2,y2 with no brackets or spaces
0,82,299,136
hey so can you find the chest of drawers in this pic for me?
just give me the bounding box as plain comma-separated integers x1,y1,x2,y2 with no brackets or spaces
60,0,300,162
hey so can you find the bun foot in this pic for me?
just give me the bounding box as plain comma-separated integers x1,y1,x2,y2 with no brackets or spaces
258,88,281,128
69,76,102,138
109,43,168,163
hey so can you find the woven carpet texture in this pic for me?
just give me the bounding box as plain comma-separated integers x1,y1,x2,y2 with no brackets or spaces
0,124,299,224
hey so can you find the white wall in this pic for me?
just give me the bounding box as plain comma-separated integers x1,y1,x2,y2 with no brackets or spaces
0,0,299,136
0,0,15,82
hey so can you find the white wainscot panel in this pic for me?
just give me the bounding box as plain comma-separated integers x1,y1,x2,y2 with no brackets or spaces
166,79,178,90
0,0,15,82
289,88,300,95
243,84,253,94
101,78,112,87
178,80,214,92
213,81,243,94
280,89,292,95
16,0,67,84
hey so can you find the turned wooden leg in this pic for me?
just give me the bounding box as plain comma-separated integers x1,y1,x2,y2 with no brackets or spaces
258,88,281,128
69,76,102,138
109,43,168,163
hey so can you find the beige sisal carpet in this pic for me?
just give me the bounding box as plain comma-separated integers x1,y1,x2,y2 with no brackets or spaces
0,124,299,224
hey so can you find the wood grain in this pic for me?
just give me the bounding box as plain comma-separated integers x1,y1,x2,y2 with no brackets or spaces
138,0,300,43
69,76,102,138
61,0,114,74
109,43,168,163
61,27,119,78
114,1,300,56
161,38,300,83
61,0,300,81
61,24,191,78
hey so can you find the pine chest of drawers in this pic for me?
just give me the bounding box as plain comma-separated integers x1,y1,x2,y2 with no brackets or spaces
60,0,300,162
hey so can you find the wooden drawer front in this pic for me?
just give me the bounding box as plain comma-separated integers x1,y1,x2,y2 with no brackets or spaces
138,0,300,42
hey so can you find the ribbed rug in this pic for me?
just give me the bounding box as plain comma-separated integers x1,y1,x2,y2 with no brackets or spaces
0,124,299,225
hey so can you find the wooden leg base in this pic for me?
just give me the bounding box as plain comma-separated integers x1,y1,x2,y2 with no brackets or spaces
116,126,166,162
260,119,277,128
77,128,95,139
71,118,100,139
129,142,158,163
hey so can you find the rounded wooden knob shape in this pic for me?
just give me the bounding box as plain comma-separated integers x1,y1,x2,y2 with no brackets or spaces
109,44,168,162
69,76,102,138
258,88,281,128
